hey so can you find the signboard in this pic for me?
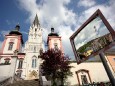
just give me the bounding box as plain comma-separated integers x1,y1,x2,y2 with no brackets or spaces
70,9,115,64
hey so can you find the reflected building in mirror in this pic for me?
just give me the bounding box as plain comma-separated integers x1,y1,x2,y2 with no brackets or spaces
77,33,113,60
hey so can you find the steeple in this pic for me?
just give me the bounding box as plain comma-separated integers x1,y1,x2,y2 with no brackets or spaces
32,14,40,27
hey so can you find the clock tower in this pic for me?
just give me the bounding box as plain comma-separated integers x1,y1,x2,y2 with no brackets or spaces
22,14,44,80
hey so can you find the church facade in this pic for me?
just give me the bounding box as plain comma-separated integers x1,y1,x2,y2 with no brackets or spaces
0,14,112,86
21,14,44,80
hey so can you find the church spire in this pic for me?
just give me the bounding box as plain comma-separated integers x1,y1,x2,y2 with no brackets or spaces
32,14,40,27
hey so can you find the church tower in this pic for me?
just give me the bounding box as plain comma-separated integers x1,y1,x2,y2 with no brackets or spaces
47,28,63,53
22,14,44,80
0,25,25,78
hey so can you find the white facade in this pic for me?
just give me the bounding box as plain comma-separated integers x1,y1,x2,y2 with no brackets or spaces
66,62,110,86
22,15,44,80
0,57,17,79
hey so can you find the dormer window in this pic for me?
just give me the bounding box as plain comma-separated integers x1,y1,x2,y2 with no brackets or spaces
8,42,14,50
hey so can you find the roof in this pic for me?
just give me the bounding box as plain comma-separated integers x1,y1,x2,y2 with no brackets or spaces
32,14,40,27
9,30,22,35
48,33,59,36
48,28,59,36
9,25,24,44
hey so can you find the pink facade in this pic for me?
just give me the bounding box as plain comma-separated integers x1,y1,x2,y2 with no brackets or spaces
106,52,115,73
47,28,64,53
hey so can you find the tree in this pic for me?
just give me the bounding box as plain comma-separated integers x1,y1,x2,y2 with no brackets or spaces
39,49,72,86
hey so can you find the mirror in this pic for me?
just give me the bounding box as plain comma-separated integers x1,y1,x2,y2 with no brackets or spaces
70,9,115,64
74,16,113,60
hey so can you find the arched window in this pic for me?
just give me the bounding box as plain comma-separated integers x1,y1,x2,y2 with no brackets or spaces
32,56,37,68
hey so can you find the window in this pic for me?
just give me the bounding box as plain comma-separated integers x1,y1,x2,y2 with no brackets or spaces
35,59,36,67
32,56,37,68
8,42,14,50
54,43,58,49
81,75,88,85
32,59,34,68
18,60,23,69
34,46,36,52
5,60,10,65
4,58,10,65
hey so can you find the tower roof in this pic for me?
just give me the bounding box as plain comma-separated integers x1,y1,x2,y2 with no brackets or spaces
48,28,59,36
9,24,22,35
32,14,40,27
9,24,24,44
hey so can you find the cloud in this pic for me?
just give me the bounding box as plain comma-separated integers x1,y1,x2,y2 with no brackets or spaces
1,31,9,36
80,0,115,28
17,0,77,57
21,31,28,35
57,25,74,56
77,0,96,7
17,0,115,59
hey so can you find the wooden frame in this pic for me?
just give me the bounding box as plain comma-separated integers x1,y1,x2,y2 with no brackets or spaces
70,9,115,64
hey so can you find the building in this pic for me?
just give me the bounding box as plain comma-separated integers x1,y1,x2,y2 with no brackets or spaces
22,14,44,80
66,61,110,86
46,28,110,86
47,27,63,53
0,25,25,79
0,14,112,86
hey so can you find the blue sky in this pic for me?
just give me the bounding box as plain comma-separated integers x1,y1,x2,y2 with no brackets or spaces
0,0,115,59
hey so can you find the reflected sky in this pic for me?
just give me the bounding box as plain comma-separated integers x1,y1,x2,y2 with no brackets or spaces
74,16,110,50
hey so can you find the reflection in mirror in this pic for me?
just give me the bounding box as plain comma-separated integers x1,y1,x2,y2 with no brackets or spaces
74,16,113,61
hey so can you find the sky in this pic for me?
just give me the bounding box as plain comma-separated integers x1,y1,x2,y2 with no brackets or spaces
0,0,115,60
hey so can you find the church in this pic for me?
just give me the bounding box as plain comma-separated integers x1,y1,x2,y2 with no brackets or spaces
0,14,113,86
22,14,44,80
0,14,44,80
